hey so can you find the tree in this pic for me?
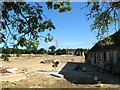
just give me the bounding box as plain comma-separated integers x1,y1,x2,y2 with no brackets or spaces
1,1,73,49
61,49,67,54
1,2,55,48
38,48,46,54
75,48,81,56
1,48,11,61
1,1,56,60
48,45,56,55
25,39,39,54
85,2,120,43
46,2,72,13
56,49,62,55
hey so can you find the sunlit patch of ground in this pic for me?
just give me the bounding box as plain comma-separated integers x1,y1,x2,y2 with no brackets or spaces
0,55,120,88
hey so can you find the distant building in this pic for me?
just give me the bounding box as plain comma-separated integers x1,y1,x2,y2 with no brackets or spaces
67,48,85,57
86,29,120,74
67,49,76,55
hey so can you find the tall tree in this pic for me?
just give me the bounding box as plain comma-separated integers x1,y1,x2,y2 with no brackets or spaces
48,45,56,55
1,2,55,49
1,2,56,60
85,2,120,43
38,48,46,54
25,39,39,54
56,49,62,55
62,49,67,54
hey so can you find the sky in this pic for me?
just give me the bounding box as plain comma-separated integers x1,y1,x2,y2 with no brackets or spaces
37,2,118,49
1,2,119,50
36,2,98,49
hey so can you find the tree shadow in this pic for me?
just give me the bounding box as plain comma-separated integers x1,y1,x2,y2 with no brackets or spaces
59,62,120,85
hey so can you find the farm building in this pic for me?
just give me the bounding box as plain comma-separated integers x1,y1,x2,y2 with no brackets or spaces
67,49,76,55
67,49,85,56
85,29,120,74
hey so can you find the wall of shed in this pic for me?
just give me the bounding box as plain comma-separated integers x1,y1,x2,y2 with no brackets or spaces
86,47,120,71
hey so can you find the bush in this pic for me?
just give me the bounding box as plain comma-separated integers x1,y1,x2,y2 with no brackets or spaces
1,54,11,61
48,51,55,55
56,49,62,55
16,53,20,57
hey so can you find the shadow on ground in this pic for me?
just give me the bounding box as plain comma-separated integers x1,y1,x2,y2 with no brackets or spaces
59,62,120,84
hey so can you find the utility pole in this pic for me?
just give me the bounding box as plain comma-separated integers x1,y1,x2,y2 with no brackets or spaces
56,40,58,49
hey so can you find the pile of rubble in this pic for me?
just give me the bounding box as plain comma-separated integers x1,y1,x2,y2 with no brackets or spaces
40,58,61,64
0,67,7,74
0,67,27,74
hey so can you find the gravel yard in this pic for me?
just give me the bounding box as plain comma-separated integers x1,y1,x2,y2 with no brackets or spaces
0,55,120,88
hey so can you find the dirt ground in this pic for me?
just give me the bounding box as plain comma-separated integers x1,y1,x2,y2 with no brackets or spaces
0,55,120,88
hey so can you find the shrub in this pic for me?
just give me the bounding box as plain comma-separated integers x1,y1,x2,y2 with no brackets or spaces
1,54,11,61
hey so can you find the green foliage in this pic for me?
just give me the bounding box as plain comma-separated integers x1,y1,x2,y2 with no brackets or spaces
48,45,56,51
54,3,60,9
1,47,88,57
38,48,46,54
46,2,72,13
56,48,68,55
2,2,55,49
1,54,11,61
1,48,12,61
56,49,62,55
48,45,56,55
99,36,114,46
2,48,12,54
67,5,72,11
44,33,54,42
86,2,120,43
61,49,67,54
25,39,39,54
